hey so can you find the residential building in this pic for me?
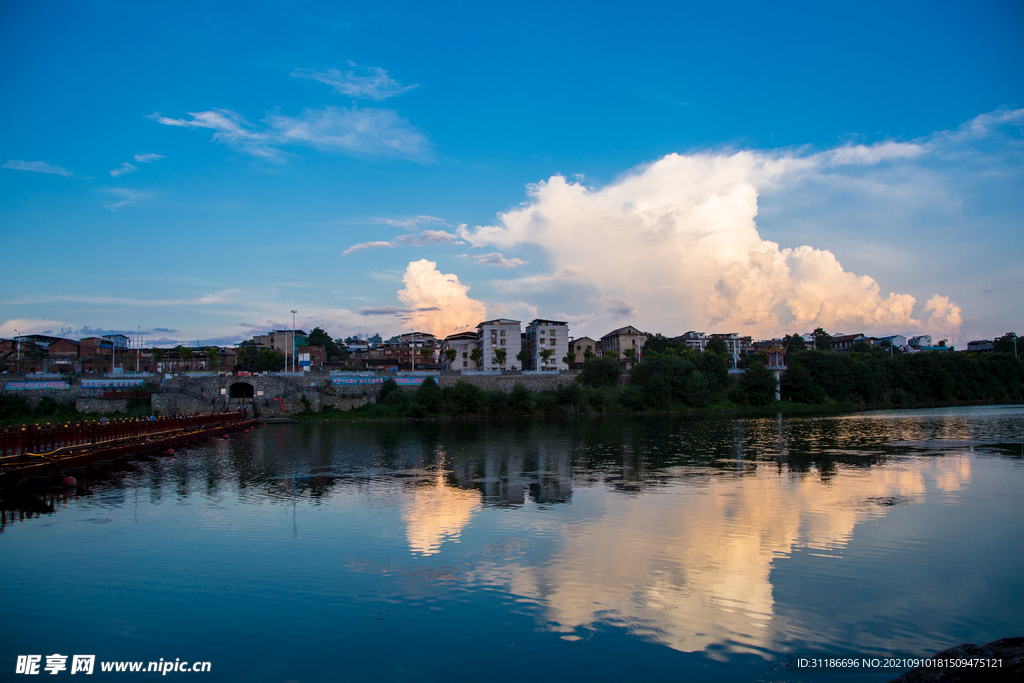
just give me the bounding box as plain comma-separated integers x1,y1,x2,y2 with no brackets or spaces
367,333,438,371
674,331,709,352
708,333,752,359
967,340,994,353
600,326,647,362
908,335,933,349
254,329,308,365
829,333,867,352
567,336,598,365
297,345,326,372
476,319,522,371
102,334,130,351
874,335,908,350
442,332,478,371
523,319,569,371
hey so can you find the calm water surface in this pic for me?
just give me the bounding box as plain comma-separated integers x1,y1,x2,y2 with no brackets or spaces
2,405,1023,681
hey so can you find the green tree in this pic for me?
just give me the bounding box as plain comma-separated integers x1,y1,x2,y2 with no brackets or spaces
740,365,778,406
151,347,164,363
470,347,483,367
583,348,596,363
539,348,554,367
416,376,443,412
579,355,621,388
562,351,576,366
642,333,686,355
994,332,1019,354
306,326,343,360
516,348,530,367
494,348,507,369
445,348,458,367
705,337,728,355
782,334,806,354
603,349,619,360
623,348,636,364
812,327,832,351
206,346,221,370
177,346,193,365
419,347,433,365
446,380,482,413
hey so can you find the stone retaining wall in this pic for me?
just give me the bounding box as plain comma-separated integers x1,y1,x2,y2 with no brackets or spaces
75,398,129,415
3,372,583,416
437,373,579,393
151,392,214,417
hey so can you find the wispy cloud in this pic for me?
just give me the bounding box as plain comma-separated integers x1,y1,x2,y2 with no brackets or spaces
3,160,74,176
343,230,458,255
343,241,393,255
110,162,137,177
133,153,165,163
150,109,282,161
358,305,440,316
105,187,154,210
152,106,430,162
268,107,430,160
456,252,527,268
291,64,417,101
377,215,446,229
4,289,243,307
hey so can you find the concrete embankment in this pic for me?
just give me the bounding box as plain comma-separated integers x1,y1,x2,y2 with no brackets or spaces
2,372,580,418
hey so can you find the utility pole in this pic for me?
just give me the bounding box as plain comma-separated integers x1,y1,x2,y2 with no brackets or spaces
13,328,20,374
291,310,297,373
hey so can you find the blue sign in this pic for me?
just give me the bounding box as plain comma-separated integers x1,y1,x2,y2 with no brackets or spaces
5,380,70,390
330,376,434,386
81,378,145,389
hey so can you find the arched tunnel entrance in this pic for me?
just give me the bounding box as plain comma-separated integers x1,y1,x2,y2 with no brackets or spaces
229,382,255,399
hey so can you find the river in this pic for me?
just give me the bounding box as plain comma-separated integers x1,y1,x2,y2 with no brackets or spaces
2,405,1022,681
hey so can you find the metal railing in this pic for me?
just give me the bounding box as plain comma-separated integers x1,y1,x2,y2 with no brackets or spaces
0,413,245,458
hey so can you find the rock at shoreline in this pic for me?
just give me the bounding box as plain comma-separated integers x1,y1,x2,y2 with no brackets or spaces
887,637,1024,682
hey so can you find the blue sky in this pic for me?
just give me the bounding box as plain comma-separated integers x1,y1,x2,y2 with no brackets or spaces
2,0,1022,346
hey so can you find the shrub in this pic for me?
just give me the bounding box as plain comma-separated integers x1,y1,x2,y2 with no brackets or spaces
446,381,483,413
509,383,534,413
579,356,621,388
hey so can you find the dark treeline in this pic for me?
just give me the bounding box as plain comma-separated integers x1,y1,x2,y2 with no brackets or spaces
336,344,1023,420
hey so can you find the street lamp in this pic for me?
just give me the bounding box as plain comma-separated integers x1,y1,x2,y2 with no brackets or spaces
291,310,297,373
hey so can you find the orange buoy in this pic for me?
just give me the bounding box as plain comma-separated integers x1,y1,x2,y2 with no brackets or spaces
167,448,175,455
63,476,77,487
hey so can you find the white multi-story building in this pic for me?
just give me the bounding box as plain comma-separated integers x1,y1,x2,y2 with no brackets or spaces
441,332,478,371
476,319,522,371
524,319,569,371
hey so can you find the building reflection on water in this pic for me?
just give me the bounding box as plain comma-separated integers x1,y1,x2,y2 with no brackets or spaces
0,411,997,655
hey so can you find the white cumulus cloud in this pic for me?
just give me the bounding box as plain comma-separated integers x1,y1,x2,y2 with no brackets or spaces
396,260,487,337
458,150,964,339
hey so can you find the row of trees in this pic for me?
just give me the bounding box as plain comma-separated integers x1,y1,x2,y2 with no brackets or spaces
348,334,1022,418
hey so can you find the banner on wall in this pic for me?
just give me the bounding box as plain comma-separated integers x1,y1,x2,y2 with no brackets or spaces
5,380,70,390
81,378,145,389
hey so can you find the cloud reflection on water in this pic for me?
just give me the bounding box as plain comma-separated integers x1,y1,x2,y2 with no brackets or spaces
405,446,972,654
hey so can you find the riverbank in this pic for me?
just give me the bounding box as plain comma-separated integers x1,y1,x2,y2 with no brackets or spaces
291,396,1020,424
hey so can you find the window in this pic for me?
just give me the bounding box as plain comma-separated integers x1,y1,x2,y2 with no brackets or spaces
500,330,505,336
463,352,467,359
500,339,505,345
